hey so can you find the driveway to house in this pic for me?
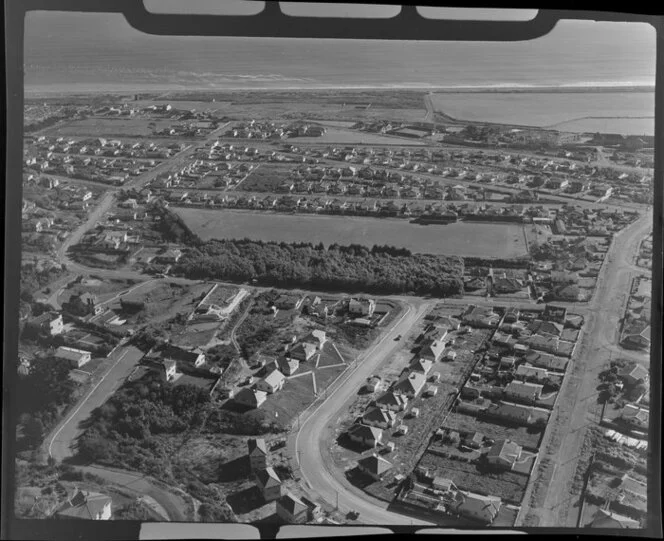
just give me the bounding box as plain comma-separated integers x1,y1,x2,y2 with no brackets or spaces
45,345,145,462
291,298,436,526
517,208,653,527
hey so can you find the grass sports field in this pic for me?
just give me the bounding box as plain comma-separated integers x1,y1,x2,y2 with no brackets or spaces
174,208,528,257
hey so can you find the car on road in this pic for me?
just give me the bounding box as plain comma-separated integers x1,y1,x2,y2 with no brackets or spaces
394,334,402,341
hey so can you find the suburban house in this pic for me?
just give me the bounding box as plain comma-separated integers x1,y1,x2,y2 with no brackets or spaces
522,334,560,355
590,508,640,529
453,492,502,524
528,320,564,337
363,376,381,393
393,372,427,398
462,431,484,449
619,364,649,386
289,342,317,362
484,401,535,425
357,454,393,481
66,292,104,316
620,403,649,429
55,489,112,520
302,329,327,349
234,388,267,408
254,467,282,502
499,356,517,370
515,364,550,382
486,439,526,470
504,381,544,403
277,357,299,377
524,351,569,372
248,438,269,471
161,345,206,368
462,305,501,328
503,307,520,324
299,496,323,523
376,391,408,412
26,312,64,336
362,406,397,429
143,358,179,382
542,304,567,324
420,339,446,362
348,298,376,317
622,325,651,350
256,369,286,394
276,492,309,524
347,423,382,447
410,358,433,375
55,346,92,368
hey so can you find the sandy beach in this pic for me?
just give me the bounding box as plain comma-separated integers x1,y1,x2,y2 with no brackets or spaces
24,83,656,98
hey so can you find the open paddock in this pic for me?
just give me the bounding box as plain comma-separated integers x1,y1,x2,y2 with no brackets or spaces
39,117,178,138
174,208,529,258
239,164,293,192
261,363,347,427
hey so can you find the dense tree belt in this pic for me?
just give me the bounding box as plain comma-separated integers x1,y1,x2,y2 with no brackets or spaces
172,239,465,297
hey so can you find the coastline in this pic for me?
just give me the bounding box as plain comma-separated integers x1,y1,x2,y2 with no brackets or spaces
24,83,656,98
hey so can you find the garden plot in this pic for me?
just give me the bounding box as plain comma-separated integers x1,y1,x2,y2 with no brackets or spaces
417,451,529,505
442,412,544,451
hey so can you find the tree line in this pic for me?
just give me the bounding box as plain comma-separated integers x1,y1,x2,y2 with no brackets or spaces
172,239,465,296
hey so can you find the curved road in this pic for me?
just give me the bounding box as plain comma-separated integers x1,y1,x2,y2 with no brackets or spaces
292,299,436,525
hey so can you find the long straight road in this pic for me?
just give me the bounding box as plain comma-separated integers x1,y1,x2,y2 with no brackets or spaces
517,208,653,527
292,299,436,525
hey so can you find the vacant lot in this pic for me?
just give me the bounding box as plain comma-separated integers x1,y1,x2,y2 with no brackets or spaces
240,164,293,192
261,363,346,426
175,208,529,257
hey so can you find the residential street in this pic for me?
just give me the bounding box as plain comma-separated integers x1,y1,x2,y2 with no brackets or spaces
517,209,653,527
45,345,145,462
291,298,436,525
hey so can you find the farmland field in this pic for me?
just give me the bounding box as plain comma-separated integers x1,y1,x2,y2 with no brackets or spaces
174,208,529,258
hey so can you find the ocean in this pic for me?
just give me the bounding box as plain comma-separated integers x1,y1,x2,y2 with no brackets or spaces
23,12,656,91
22,12,656,133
